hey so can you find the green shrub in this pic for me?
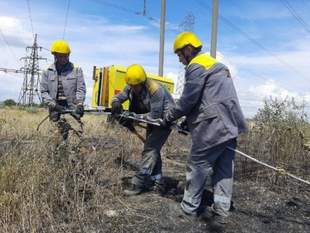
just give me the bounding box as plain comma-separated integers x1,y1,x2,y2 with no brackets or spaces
3,99,17,106
238,97,309,185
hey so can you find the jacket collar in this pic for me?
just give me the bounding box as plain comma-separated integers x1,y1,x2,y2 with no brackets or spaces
48,62,74,75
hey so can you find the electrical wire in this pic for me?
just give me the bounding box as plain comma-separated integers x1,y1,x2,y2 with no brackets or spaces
92,0,177,31
281,0,310,34
41,47,50,52
0,28,21,65
62,0,71,39
93,0,140,15
26,0,35,38
229,147,310,186
194,0,309,81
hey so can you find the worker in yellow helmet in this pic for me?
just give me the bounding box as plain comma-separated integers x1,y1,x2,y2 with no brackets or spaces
40,40,86,140
111,64,175,195
162,32,247,229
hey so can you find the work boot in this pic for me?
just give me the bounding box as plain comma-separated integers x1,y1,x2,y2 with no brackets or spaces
202,190,235,211
199,206,214,221
208,214,227,232
168,202,198,221
123,184,144,196
153,180,166,195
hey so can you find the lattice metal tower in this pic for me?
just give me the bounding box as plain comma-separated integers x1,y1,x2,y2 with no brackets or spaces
18,34,46,106
175,13,195,97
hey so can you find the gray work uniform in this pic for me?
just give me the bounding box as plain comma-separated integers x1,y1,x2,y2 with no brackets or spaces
40,62,86,108
112,79,175,188
40,62,86,139
165,53,247,217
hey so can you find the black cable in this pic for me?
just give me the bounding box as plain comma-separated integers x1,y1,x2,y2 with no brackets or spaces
26,0,35,38
62,0,71,39
194,0,309,81
281,0,310,34
0,28,21,65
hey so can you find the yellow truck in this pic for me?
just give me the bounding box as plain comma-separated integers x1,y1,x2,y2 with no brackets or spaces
91,65,174,109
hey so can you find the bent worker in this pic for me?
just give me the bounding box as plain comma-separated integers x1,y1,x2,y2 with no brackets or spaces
111,64,174,195
163,32,247,229
40,40,86,140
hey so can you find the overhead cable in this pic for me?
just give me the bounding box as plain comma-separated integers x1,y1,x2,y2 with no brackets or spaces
26,0,35,38
281,0,310,34
62,0,71,39
195,0,309,81
0,28,21,65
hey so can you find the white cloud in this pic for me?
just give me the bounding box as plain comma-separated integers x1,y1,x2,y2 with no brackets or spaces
216,48,310,117
250,79,310,102
217,52,238,78
0,11,171,103
0,16,32,47
250,80,294,99
0,0,309,120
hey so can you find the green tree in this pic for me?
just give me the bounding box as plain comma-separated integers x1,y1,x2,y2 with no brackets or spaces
3,99,17,106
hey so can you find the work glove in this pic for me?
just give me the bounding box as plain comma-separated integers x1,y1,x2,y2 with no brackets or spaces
178,118,189,131
176,118,189,135
49,111,60,122
70,105,83,120
111,101,123,115
48,103,62,122
118,117,134,131
75,104,84,117
48,103,65,113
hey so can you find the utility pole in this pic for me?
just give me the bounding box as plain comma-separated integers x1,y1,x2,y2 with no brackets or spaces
210,0,218,58
18,34,46,106
143,0,147,16
158,0,166,76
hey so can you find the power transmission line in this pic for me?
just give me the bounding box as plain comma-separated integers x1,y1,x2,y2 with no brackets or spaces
178,13,195,32
62,0,71,39
26,0,35,38
94,0,140,15
175,13,196,97
19,34,47,105
194,0,309,81
91,0,176,30
41,47,50,52
0,28,21,65
281,0,310,34
0,68,24,73
0,34,47,105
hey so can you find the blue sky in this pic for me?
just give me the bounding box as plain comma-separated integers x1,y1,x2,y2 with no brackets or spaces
0,0,310,117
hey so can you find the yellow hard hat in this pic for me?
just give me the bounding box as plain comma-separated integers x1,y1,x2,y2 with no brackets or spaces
125,64,147,85
50,40,71,54
173,32,202,53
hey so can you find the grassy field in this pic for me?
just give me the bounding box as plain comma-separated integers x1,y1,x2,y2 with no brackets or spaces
0,105,309,233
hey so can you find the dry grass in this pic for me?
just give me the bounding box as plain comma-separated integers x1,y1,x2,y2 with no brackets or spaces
0,107,147,232
235,98,310,191
0,100,309,232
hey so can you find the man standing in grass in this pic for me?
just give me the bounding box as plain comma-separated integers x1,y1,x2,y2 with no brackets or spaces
163,32,247,230
40,40,86,140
